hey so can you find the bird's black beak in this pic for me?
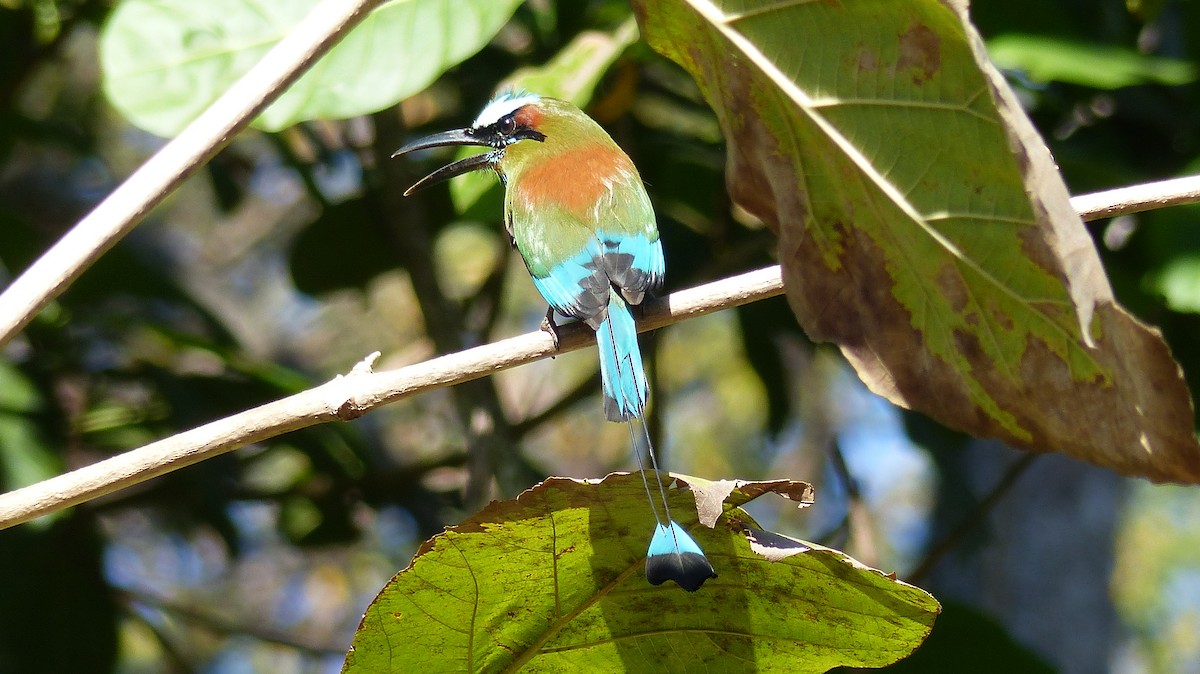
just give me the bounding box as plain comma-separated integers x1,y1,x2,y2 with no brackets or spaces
391,128,497,196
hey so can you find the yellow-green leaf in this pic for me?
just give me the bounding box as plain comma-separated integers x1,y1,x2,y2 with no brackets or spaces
1151,255,1200,314
342,473,938,673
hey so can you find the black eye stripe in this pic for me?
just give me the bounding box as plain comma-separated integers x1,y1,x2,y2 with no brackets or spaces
474,114,544,148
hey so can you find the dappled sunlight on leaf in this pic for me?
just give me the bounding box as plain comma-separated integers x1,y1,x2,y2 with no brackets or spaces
343,473,938,673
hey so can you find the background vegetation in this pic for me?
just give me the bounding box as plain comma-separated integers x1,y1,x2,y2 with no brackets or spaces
2,0,1200,672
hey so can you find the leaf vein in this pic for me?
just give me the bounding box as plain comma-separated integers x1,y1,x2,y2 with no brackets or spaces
808,95,999,125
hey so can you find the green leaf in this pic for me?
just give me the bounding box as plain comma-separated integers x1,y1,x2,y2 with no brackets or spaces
987,34,1197,89
342,473,938,673
0,359,39,413
449,19,641,213
1150,255,1200,314
0,361,62,524
634,0,1200,483
511,19,640,107
100,0,522,137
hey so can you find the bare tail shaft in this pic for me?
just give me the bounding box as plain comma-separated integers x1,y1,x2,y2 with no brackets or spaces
629,420,716,592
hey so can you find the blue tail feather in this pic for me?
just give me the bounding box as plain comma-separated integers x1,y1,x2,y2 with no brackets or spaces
645,521,717,592
597,291,648,422
629,423,715,591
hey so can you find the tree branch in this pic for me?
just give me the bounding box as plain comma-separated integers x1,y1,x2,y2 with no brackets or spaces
0,170,1195,530
0,266,785,530
1071,174,1200,222
0,0,384,348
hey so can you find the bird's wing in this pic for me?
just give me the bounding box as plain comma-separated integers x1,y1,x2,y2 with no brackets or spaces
595,170,663,306
509,198,610,327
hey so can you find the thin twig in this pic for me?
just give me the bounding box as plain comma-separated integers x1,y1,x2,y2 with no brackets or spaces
905,452,1038,585
812,441,856,551
0,266,786,530
0,0,385,348
1071,174,1200,222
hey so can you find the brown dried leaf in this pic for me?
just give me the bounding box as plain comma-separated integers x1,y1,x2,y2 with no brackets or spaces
675,475,815,527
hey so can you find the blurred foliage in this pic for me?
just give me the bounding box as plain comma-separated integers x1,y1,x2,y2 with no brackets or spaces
100,0,524,135
1112,482,1200,669
988,34,1197,89
0,0,1199,672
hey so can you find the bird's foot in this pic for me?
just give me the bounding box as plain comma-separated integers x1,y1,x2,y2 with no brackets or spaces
540,307,561,350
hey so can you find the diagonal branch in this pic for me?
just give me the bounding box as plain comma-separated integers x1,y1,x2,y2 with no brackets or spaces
0,0,385,348
0,175,1191,531
0,266,785,530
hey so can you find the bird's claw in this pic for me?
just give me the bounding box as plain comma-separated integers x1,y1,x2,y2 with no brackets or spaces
540,307,561,350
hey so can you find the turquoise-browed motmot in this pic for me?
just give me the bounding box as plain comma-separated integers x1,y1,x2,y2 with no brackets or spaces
393,92,716,591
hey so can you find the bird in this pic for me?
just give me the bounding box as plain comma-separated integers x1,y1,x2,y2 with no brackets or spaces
392,91,716,591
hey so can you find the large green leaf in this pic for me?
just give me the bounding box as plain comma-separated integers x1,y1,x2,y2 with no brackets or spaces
342,473,938,673
100,0,522,136
634,0,1200,482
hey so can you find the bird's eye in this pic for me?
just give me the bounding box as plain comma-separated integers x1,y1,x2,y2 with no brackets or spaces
498,116,517,137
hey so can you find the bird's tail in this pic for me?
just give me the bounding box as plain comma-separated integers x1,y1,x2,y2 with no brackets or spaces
629,420,716,592
597,292,715,590
596,289,648,423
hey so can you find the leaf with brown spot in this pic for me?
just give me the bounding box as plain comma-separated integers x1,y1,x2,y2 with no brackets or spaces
634,0,1200,483
898,22,942,84
342,473,937,672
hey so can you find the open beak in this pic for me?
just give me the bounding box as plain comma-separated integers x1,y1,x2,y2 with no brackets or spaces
391,128,496,196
